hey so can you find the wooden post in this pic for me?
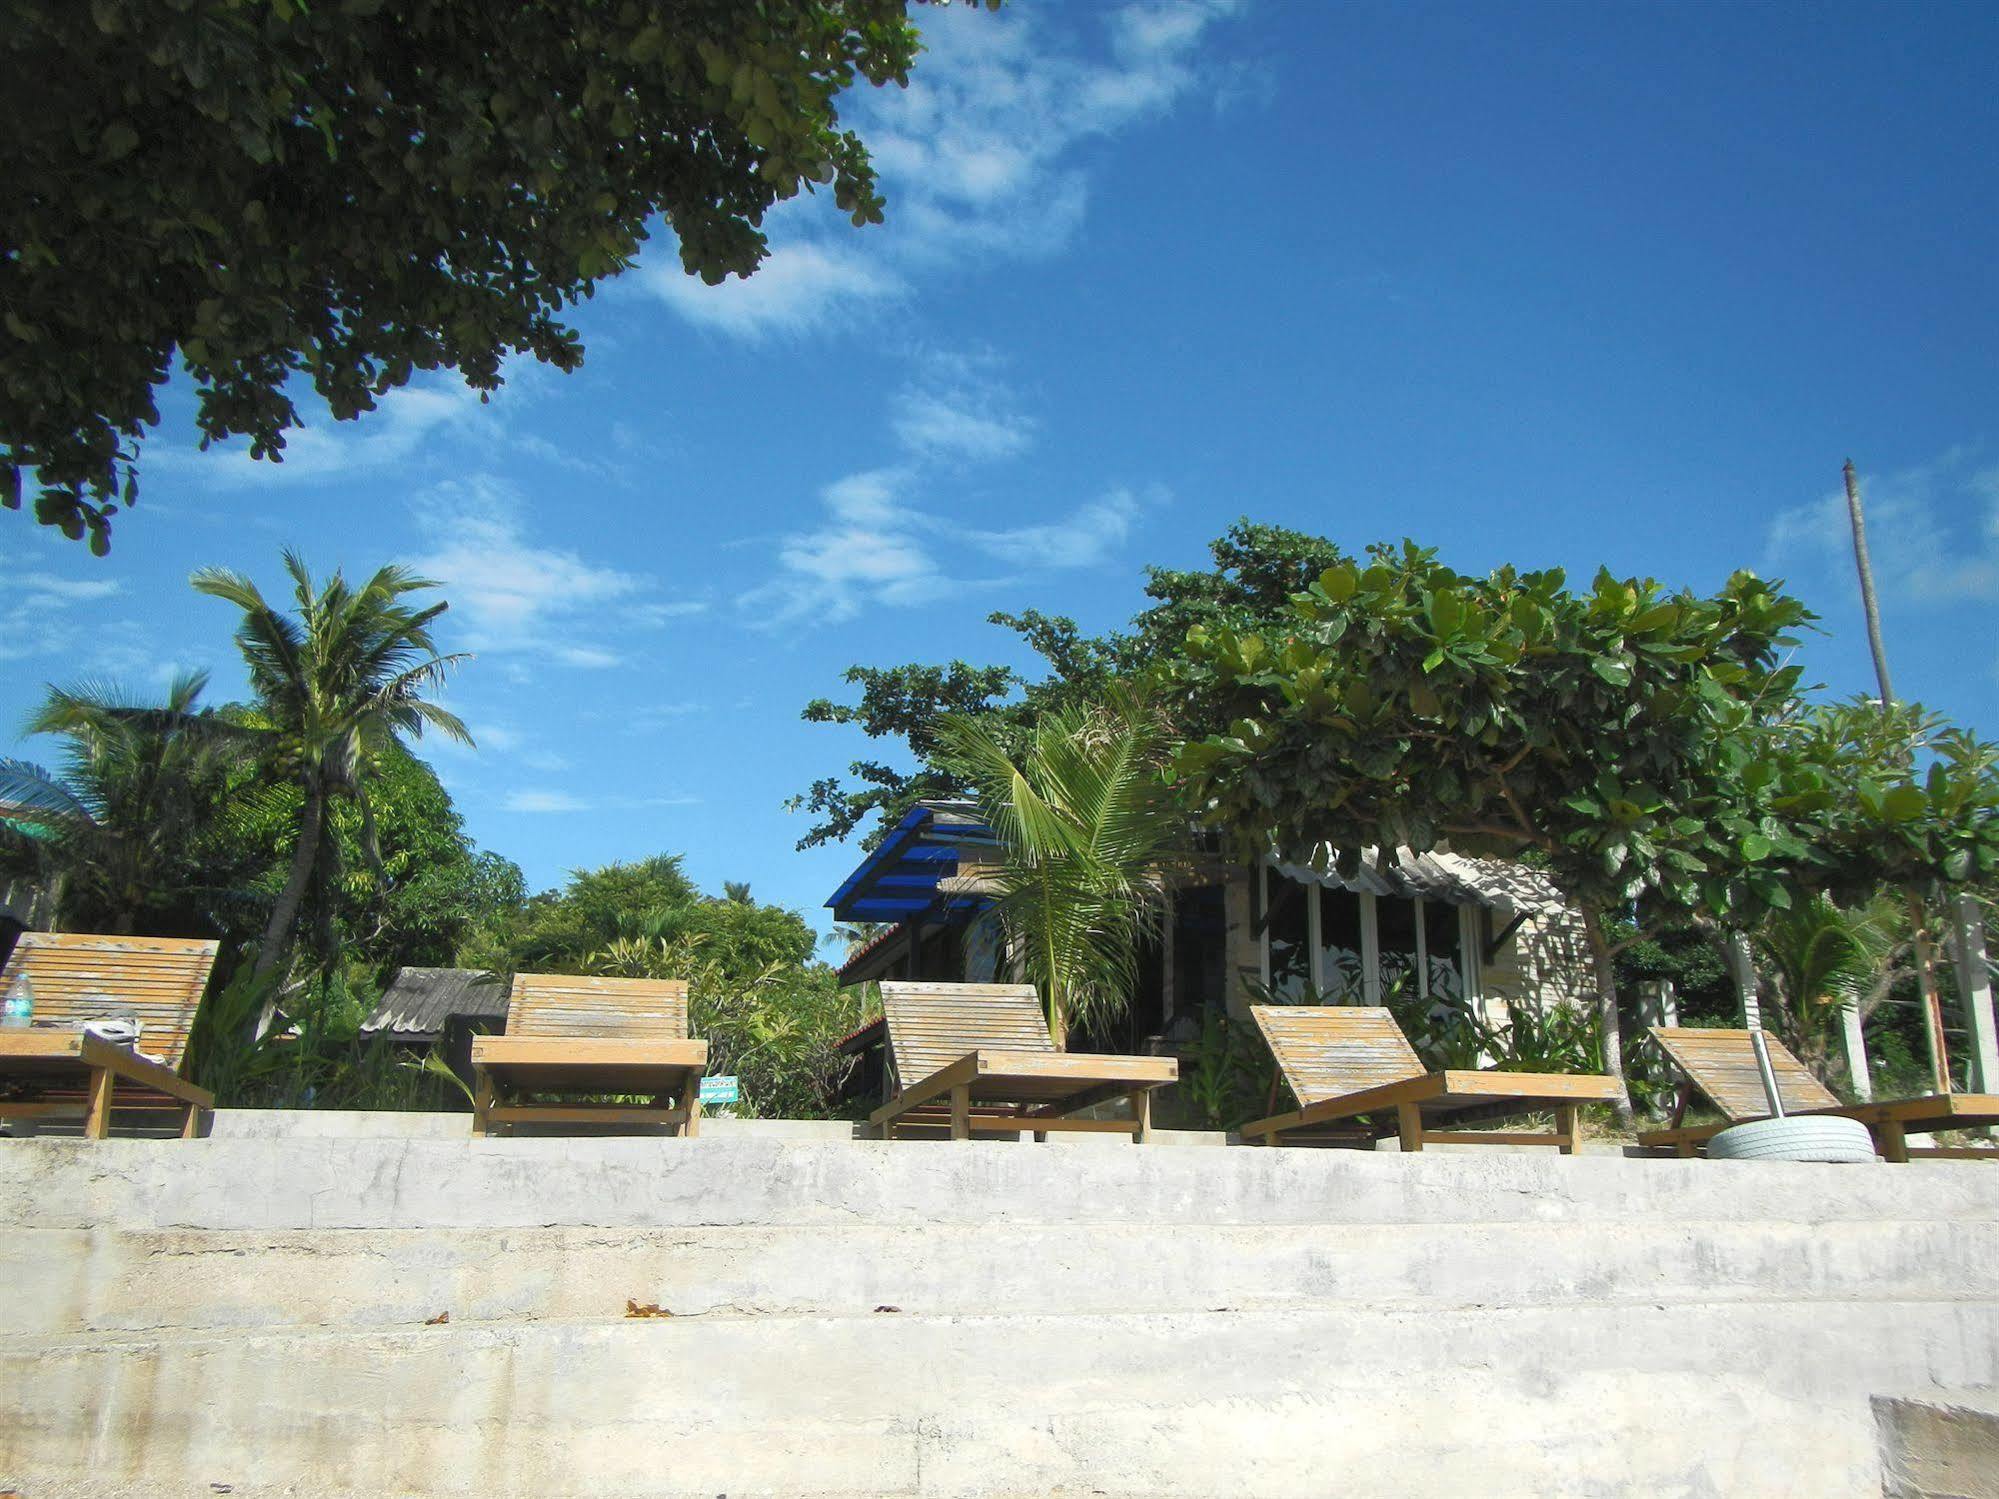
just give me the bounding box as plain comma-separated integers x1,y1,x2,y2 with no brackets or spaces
949,1083,970,1141
1910,900,1952,1095
471,1071,494,1140
681,1076,702,1139
1949,894,1998,1095
1727,934,1762,1030
1840,1001,1874,1103
1875,1116,1910,1165
1130,1088,1152,1145
181,1102,204,1139
1554,1103,1581,1156
1396,1102,1424,1152
83,1067,114,1141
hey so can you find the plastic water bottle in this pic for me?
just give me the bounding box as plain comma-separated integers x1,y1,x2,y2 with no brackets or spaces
1,974,32,1029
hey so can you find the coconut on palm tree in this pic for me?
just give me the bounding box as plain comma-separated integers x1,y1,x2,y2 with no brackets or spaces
193,551,472,984
934,687,1183,1048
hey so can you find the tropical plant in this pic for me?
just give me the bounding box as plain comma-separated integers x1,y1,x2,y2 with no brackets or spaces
1172,540,1820,1123
192,551,471,985
934,688,1184,1047
0,671,248,934
6,1,961,550
1752,895,1903,1087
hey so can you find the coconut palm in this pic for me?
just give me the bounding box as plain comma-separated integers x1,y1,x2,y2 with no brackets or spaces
933,687,1182,1048
192,551,472,983
1754,894,1903,1085
0,672,246,934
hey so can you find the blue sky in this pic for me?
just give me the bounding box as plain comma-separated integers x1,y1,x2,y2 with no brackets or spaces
4,0,1996,944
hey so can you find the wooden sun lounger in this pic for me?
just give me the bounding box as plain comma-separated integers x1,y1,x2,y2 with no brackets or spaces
1239,1004,1623,1152
469,974,707,1138
0,933,220,1139
1637,1026,1999,1163
869,981,1177,1143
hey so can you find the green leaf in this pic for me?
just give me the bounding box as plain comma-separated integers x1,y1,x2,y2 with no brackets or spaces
1591,658,1631,687
1318,564,1357,603
1881,785,1927,823
1740,832,1772,862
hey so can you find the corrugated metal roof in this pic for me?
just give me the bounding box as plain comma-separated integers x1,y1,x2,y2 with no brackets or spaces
362,967,510,1037
1272,847,1570,918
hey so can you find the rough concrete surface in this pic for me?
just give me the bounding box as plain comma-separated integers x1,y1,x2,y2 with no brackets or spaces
2,1136,1996,1497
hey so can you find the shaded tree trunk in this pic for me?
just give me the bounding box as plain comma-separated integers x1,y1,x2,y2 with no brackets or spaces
1579,903,1636,1128
252,784,324,989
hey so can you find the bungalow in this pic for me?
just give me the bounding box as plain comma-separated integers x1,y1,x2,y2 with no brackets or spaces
361,966,511,1087
829,800,1593,1081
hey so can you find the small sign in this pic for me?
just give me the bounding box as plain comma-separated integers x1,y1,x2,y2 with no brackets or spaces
698,1075,740,1106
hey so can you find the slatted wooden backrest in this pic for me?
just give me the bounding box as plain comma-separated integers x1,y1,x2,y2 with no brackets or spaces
1650,1026,1839,1121
878,981,1052,1090
1250,1005,1428,1106
0,933,220,1074
505,973,689,1040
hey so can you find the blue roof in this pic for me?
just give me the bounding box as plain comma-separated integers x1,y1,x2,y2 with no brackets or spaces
825,801,999,923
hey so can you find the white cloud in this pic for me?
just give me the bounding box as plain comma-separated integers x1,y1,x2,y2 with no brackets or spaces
151,381,487,488
889,353,1036,462
966,488,1138,568
642,1,1245,336
741,469,1142,628
638,241,903,339
1766,451,1999,606
0,572,123,605
410,476,660,668
503,789,590,814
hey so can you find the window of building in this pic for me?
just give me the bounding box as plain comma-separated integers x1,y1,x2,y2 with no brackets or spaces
1261,866,1480,1010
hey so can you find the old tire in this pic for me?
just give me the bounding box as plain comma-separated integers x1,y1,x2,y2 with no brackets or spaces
1707,1115,1877,1163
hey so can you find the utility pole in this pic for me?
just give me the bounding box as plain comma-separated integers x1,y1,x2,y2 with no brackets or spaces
1845,459,1950,1092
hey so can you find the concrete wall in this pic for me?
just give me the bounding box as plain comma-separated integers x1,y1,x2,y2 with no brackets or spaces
3,1137,1996,1497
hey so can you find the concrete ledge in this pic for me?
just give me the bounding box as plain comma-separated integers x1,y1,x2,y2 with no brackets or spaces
5,1135,1996,1234
9,1302,1994,1497
1876,1391,1999,1498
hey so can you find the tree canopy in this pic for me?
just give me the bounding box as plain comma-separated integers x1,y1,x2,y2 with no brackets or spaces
2,0,959,550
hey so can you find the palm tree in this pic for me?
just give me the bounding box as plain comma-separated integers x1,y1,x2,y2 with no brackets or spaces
1754,894,1902,1086
934,687,1182,1048
0,672,245,934
193,552,472,983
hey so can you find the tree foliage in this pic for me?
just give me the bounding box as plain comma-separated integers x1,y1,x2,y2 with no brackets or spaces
791,522,1346,848
935,688,1182,1046
193,551,471,981
2,0,956,549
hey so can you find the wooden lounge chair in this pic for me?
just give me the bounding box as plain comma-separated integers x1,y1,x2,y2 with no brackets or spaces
1638,1026,1999,1163
1239,1004,1623,1151
870,981,1177,1142
0,933,220,1140
469,973,707,1138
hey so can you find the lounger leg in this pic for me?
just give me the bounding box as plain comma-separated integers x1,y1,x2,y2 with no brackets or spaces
1396,1103,1424,1153
1033,1130,1048,1143
880,1116,896,1142
1130,1088,1152,1145
84,1067,115,1141
471,1070,494,1140
181,1102,205,1139
1554,1104,1580,1157
1876,1118,1909,1164
681,1079,701,1139
1675,1138,1698,1158
950,1084,971,1141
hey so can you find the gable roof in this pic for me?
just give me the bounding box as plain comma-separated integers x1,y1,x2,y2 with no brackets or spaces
363,967,510,1037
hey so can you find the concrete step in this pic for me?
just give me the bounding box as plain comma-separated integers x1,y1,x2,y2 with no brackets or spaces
6,1135,1998,1232
6,1216,1999,1335
6,1300,1996,1497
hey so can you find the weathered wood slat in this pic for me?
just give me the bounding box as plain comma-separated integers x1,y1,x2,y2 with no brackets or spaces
1647,1027,1838,1119
0,933,219,1073
472,974,704,1138
873,983,1175,1143
1244,1005,1616,1153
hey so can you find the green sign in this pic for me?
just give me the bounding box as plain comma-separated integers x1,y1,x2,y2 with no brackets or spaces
698,1075,740,1106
